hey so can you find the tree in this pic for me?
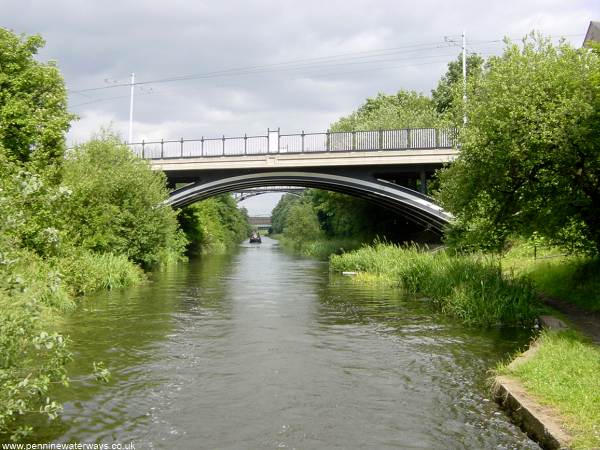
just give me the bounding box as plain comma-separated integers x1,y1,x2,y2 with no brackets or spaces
271,193,301,234
178,194,251,254
435,35,600,254
283,201,322,247
0,28,73,177
431,53,484,116
60,133,186,267
330,89,444,131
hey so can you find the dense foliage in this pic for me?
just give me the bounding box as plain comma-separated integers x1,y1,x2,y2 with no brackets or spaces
330,89,444,131
270,193,299,234
178,194,251,254
272,188,434,258
431,53,484,116
61,134,186,268
0,29,73,178
436,36,600,254
0,132,185,439
0,173,72,440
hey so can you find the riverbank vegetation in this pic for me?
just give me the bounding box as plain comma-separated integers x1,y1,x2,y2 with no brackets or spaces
0,28,248,440
272,194,362,258
500,242,600,313
272,190,437,259
330,243,540,327
497,329,600,449
276,34,600,314
178,195,251,255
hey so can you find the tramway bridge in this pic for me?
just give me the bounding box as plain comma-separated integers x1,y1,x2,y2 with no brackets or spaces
128,127,458,232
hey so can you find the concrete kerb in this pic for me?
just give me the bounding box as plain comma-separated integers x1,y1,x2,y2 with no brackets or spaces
493,316,573,450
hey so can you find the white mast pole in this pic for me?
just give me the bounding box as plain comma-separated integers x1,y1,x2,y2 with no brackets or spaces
462,31,467,125
128,72,135,143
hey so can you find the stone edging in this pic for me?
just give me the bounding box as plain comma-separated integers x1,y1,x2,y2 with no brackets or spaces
492,316,573,450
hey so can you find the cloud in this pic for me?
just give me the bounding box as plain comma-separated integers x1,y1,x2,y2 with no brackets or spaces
8,0,590,143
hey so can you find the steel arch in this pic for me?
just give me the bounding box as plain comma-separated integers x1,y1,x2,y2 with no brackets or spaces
168,171,452,233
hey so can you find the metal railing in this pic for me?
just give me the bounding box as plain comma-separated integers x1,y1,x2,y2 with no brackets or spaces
128,128,456,159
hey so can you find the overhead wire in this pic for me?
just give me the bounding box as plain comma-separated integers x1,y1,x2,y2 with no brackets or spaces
69,52,458,108
69,40,458,93
70,33,585,94
68,32,585,109
69,59,473,110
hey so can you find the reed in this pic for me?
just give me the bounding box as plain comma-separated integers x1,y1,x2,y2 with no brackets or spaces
55,251,145,296
330,243,540,327
280,236,362,259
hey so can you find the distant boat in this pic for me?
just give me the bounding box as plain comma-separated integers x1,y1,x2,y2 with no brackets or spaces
249,231,262,244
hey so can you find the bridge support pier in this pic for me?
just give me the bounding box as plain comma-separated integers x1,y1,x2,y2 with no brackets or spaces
419,170,428,195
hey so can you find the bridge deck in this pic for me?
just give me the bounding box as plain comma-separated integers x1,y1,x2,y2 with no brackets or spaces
149,148,458,173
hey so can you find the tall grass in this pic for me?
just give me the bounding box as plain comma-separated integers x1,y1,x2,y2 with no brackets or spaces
330,243,540,327
54,251,145,296
280,236,362,259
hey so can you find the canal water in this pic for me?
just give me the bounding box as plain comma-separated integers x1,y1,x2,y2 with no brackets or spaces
30,237,539,449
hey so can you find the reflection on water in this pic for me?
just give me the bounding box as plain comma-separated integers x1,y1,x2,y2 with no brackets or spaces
26,237,538,449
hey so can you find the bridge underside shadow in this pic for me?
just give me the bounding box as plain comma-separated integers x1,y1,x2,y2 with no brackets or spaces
167,170,452,233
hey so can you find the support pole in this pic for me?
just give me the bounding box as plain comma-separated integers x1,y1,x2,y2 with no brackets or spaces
462,31,467,126
128,72,135,143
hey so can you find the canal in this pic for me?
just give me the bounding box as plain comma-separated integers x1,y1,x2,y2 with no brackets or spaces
31,237,539,449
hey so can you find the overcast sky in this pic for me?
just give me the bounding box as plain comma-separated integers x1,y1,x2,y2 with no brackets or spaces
3,0,596,213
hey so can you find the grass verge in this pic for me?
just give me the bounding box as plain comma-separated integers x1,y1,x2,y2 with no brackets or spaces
502,245,600,312
497,329,600,449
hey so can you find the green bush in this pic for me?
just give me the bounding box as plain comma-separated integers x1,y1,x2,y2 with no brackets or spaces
0,28,73,179
61,133,186,268
281,201,323,252
270,193,300,234
0,246,72,441
435,35,600,254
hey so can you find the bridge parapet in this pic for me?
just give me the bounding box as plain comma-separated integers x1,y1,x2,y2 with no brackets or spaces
248,216,272,227
129,128,456,160
233,186,305,202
